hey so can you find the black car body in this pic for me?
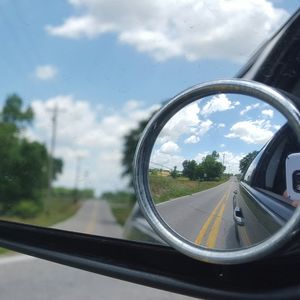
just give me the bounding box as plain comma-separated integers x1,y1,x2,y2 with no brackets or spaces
233,124,298,246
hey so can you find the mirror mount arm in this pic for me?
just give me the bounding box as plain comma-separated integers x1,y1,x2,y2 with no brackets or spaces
0,220,299,299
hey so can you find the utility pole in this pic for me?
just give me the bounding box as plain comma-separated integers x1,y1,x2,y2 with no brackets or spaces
47,104,65,198
74,155,82,203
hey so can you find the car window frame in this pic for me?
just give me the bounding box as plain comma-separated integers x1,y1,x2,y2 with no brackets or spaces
241,124,296,221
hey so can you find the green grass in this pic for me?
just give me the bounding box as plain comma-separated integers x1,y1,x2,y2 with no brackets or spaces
150,175,228,204
1,196,80,227
0,248,9,255
0,196,80,255
102,191,136,226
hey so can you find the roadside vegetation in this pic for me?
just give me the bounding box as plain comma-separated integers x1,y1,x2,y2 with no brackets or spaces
102,191,136,226
0,188,92,255
0,94,94,254
1,188,94,226
149,175,228,204
149,151,229,203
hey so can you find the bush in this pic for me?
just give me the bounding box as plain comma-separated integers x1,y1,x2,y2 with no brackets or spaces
11,200,42,218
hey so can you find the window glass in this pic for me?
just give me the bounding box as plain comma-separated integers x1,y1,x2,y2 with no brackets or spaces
247,126,300,207
243,149,264,184
265,138,286,189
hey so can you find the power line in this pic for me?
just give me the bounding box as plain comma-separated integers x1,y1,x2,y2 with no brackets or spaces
149,161,173,171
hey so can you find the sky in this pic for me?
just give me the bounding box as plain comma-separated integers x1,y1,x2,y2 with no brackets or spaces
0,0,298,194
150,94,286,174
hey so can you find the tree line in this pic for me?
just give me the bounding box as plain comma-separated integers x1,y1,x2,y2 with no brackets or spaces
178,151,226,181
0,94,62,216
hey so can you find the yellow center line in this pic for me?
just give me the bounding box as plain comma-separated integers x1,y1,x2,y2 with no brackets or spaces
85,202,98,234
194,194,226,245
205,192,229,248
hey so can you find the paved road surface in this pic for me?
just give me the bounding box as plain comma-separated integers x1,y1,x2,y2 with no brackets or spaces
53,199,123,237
157,177,240,249
0,200,194,300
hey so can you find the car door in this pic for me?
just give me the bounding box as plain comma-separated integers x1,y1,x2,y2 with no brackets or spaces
234,124,297,247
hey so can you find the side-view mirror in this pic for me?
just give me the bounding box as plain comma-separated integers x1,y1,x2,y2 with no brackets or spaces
134,79,300,264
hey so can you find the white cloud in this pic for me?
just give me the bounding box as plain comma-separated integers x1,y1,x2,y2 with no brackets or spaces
218,123,226,128
27,95,158,194
46,0,288,62
150,151,185,171
220,143,225,148
240,103,260,115
201,94,239,116
184,119,213,144
159,102,200,143
218,151,245,174
274,124,282,130
262,109,274,118
159,141,180,154
225,119,274,144
184,135,199,144
194,151,210,163
35,65,58,80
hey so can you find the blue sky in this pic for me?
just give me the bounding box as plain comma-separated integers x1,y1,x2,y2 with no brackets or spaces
0,1,298,194
151,94,287,174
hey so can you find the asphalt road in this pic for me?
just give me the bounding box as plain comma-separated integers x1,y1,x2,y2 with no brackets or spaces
53,199,123,237
0,200,194,300
157,177,240,249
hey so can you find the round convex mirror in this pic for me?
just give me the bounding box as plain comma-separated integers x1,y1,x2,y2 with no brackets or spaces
134,80,300,264
150,93,288,250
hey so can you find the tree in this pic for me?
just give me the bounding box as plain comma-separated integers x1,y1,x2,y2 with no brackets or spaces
1,94,33,128
239,151,259,174
201,151,225,180
182,151,225,181
121,119,149,187
182,160,198,180
122,109,158,187
196,163,204,180
0,95,63,214
170,166,178,178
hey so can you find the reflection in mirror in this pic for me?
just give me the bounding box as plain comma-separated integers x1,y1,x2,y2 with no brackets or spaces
149,93,294,250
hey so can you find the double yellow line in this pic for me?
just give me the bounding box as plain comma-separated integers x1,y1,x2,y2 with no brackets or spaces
194,191,229,248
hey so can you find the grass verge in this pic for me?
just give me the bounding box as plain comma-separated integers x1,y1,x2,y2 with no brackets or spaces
150,175,228,204
1,197,80,227
0,196,80,255
102,191,136,226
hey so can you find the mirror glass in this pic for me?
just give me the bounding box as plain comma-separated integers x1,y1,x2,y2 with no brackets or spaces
149,93,295,250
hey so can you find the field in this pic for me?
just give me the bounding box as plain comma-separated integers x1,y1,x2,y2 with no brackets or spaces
149,175,228,203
